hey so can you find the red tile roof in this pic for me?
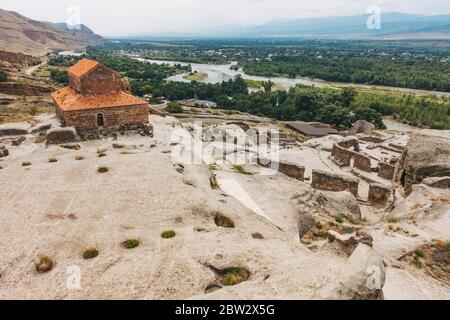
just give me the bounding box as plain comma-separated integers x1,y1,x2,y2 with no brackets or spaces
67,58,100,78
52,87,148,111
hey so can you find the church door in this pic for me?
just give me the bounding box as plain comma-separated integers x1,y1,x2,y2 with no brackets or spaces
97,114,104,127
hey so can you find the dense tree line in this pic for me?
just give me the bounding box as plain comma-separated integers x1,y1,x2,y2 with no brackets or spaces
50,69,69,85
51,47,449,130
239,56,450,92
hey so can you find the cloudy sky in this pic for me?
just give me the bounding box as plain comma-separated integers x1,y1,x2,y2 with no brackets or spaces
2,0,450,36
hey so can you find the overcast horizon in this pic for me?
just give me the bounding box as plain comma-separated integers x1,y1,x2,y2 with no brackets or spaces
2,0,450,37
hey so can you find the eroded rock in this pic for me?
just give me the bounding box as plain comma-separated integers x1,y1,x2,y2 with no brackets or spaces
45,127,77,145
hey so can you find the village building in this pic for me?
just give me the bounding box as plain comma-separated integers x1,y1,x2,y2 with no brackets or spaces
52,58,149,131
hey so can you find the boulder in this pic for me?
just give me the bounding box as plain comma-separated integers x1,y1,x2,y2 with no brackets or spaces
297,214,315,239
348,120,375,136
11,136,26,146
291,189,362,222
422,176,450,189
0,145,8,158
329,243,385,300
0,123,30,137
30,123,52,135
328,230,374,256
45,127,77,145
61,144,81,150
395,131,450,194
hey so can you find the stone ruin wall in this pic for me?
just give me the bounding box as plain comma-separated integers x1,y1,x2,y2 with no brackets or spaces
379,162,396,180
368,183,392,205
311,170,360,197
353,152,371,172
258,157,305,181
331,138,371,172
278,162,305,181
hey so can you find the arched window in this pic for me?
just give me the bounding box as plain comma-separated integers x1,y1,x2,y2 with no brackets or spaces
97,114,104,127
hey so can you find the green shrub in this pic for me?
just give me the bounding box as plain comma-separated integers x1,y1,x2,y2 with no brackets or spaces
220,267,250,286
82,248,99,260
161,230,176,239
122,239,140,249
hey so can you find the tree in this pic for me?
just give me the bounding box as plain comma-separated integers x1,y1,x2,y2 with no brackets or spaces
0,69,7,82
262,80,274,92
340,87,357,108
351,107,386,129
315,104,351,129
166,102,184,114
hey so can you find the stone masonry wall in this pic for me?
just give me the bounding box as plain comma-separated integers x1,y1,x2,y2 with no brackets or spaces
311,169,360,197
353,152,371,172
368,183,392,205
79,65,123,94
64,104,149,131
332,139,371,172
379,162,395,180
331,144,353,166
279,162,305,181
257,157,305,181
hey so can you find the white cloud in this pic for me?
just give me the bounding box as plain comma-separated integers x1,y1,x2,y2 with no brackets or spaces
1,0,450,36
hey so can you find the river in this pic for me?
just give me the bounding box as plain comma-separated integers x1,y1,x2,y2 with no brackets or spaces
135,57,450,97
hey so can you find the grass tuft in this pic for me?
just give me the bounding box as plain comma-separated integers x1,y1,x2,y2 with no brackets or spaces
214,213,235,228
161,230,176,239
82,248,99,260
36,256,54,273
97,166,109,174
220,267,251,286
122,239,140,249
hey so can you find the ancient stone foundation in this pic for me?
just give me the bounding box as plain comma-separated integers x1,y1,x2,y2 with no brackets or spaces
311,170,360,197
258,157,305,181
378,162,395,180
353,152,371,172
368,183,392,205
332,139,371,172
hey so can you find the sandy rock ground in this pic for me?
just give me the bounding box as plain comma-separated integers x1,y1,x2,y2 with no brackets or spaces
0,116,448,300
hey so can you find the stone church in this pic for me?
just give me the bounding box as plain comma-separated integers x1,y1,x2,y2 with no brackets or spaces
52,58,149,131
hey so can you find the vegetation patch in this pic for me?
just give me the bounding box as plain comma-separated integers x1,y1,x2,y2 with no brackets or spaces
232,165,253,175
401,240,450,284
252,232,265,240
121,239,140,249
161,230,176,239
220,267,251,286
82,248,99,260
97,166,109,174
35,256,54,274
214,213,235,228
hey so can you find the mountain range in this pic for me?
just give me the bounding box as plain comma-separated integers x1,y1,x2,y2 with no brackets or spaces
129,13,450,40
0,9,105,56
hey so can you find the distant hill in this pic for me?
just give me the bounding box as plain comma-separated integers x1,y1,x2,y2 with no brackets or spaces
206,13,450,39
0,9,105,56
129,13,450,40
